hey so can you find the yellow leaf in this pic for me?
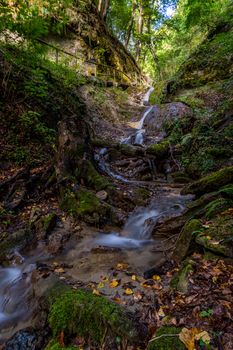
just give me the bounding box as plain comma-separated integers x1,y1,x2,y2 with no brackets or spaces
54,268,65,273
195,331,211,344
92,289,101,296
109,279,120,288
124,288,133,295
97,281,105,289
179,327,201,350
116,263,129,270
131,275,137,281
152,275,161,281
158,307,165,317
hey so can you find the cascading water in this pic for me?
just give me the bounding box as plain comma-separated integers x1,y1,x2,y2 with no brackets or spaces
94,192,189,249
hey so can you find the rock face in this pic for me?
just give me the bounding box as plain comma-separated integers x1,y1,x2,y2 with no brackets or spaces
144,102,193,133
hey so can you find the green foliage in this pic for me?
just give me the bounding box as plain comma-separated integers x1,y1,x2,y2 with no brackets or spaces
200,309,213,318
19,111,55,143
45,340,78,350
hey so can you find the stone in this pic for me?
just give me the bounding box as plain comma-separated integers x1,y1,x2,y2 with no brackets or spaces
96,190,108,200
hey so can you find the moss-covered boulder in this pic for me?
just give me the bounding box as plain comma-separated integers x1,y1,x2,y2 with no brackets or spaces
48,289,143,347
148,326,185,350
195,213,233,258
170,260,195,293
182,166,233,197
172,219,202,262
60,187,111,225
75,160,111,191
146,141,170,158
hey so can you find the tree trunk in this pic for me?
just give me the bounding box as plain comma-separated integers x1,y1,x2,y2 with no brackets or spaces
98,0,110,21
125,1,137,49
135,1,144,61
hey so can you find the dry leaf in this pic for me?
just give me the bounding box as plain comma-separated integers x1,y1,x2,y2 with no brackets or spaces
152,275,161,281
92,289,101,296
97,281,105,289
109,279,120,288
195,331,211,344
158,307,165,317
124,288,133,295
116,263,129,270
54,268,65,273
179,327,201,350
131,274,137,281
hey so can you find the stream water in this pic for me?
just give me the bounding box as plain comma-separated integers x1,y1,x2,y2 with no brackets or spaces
0,86,191,344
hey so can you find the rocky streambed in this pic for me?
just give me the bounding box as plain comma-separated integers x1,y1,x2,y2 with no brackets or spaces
1,87,233,350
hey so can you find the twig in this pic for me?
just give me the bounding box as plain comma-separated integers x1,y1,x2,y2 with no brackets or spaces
148,333,179,343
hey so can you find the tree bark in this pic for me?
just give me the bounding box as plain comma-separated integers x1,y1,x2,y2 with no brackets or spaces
125,0,137,49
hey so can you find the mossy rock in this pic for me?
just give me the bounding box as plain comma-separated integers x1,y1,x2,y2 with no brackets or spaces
146,141,169,158
171,171,191,184
60,188,110,225
0,229,31,262
148,326,185,350
75,160,110,191
34,213,57,239
204,198,233,219
195,213,233,258
48,289,141,346
182,166,233,197
185,192,219,219
170,260,195,293
172,219,202,262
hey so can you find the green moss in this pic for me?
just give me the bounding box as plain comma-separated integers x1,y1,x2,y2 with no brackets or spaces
148,326,185,350
48,290,139,346
60,188,110,225
75,160,110,191
172,219,202,262
195,214,233,258
204,198,232,219
170,260,194,293
146,141,169,158
182,166,233,196
218,184,233,199
40,213,57,233
135,187,151,200
45,341,78,350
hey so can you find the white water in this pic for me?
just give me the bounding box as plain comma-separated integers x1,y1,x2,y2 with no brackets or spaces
93,193,189,249
143,87,154,105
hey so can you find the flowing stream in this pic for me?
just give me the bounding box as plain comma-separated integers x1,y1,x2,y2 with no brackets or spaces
0,86,191,343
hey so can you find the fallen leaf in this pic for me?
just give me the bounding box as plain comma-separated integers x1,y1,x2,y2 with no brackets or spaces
133,291,143,301
92,289,101,296
116,263,129,270
97,281,105,289
152,275,161,281
131,275,137,281
54,268,65,273
124,288,133,295
109,279,120,288
195,331,211,344
158,307,165,317
179,327,201,350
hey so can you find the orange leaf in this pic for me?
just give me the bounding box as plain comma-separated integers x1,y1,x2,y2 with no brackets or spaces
109,279,120,288
179,328,201,350
124,288,133,295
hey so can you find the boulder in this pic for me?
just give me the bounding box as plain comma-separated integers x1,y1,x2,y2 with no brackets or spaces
181,166,233,197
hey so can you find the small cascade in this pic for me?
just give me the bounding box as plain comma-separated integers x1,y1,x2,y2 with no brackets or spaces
143,87,154,106
93,193,190,249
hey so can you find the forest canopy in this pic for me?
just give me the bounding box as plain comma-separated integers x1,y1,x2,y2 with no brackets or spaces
0,0,232,81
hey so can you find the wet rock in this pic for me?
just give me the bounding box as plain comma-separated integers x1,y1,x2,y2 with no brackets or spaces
0,229,31,263
144,102,193,133
91,245,121,253
4,328,46,350
96,190,108,200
